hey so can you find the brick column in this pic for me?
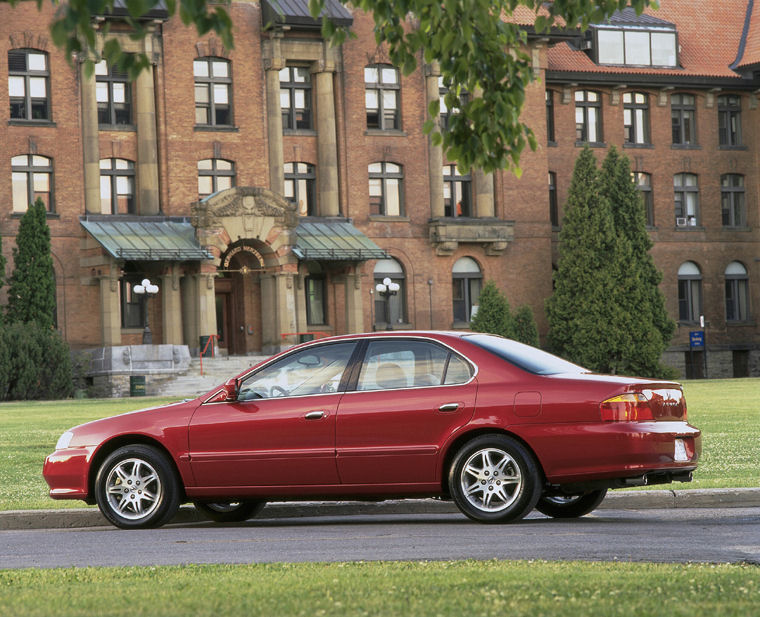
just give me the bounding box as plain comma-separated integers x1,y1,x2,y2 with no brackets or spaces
80,60,101,214
315,66,340,216
425,63,445,218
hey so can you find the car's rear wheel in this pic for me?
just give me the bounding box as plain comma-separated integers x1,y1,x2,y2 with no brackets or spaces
448,434,541,523
535,489,608,518
94,444,180,529
193,500,266,523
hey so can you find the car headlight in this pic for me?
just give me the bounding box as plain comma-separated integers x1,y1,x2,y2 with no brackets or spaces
55,431,74,450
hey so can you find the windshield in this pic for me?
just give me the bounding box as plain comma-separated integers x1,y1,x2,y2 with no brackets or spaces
464,334,587,376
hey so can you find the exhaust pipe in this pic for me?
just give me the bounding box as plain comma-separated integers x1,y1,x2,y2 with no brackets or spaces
620,475,648,487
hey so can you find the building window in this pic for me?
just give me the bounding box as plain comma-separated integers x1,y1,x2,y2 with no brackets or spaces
438,76,467,130
718,95,742,147
284,162,316,216
674,173,699,227
95,60,132,126
452,257,482,324
8,49,50,121
365,64,400,130
623,92,649,144
198,159,235,199
194,57,232,126
575,90,602,143
369,162,403,217
632,171,654,226
671,94,696,145
548,171,559,227
11,154,53,213
443,164,472,217
678,262,702,323
373,258,406,328
120,278,145,329
280,66,312,130
595,27,677,67
305,275,327,325
546,90,555,143
100,158,135,214
721,174,745,228
725,262,749,322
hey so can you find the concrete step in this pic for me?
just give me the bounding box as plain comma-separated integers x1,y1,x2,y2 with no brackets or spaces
156,355,269,398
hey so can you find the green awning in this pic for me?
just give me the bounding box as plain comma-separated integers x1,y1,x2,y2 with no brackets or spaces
293,220,388,261
81,216,212,261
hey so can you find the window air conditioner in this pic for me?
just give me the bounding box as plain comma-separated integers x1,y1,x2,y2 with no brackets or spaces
676,217,688,227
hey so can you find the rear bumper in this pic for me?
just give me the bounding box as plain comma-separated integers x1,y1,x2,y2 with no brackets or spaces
43,447,96,500
517,421,702,485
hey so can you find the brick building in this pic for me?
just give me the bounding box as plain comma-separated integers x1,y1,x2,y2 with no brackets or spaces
1,0,758,386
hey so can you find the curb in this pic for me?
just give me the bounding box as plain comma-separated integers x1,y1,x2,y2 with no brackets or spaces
1,488,758,530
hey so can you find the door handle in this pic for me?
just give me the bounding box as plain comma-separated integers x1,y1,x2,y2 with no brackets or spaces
438,403,460,412
305,411,326,420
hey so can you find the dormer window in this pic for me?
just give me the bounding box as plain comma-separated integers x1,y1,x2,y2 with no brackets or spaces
595,27,677,67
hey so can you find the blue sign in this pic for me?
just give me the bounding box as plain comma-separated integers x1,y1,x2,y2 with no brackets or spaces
689,331,705,348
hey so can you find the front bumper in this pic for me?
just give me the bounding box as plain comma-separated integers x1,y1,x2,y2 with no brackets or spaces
43,447,96,500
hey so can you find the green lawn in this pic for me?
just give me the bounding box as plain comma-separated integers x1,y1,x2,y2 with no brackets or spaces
0,379,757,511
1,561,758,617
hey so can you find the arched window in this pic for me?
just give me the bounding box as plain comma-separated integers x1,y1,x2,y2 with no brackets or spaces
373,258,406,329
452,257,482,324
365,64,400,130
194,57,232,126
671,94,696,145
100,158,135,214
198,159,235,198
725,262,749,322
368,162,403,216
678,261,702,323
284,162,316,216
11,154,53,213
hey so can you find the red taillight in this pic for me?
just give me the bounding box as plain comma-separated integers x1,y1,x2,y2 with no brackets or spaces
600,393,654,422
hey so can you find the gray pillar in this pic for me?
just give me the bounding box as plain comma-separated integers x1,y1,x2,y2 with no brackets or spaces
473,168,495,218
315,69,340,216
135,63,160,215
425,63,445,218
80,61,101,214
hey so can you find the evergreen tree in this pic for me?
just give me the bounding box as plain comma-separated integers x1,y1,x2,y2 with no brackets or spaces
5,198,56,328
513,306,539,347
470,280,515,339
599,147,675,377
546,147,631,373
0,222,5,326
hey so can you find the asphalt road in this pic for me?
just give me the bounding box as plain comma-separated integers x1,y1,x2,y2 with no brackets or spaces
2,507,758,569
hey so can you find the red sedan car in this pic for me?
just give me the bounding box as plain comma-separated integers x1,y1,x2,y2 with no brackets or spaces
44,332,700,529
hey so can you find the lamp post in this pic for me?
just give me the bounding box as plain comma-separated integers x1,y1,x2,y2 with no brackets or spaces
375,277,400,330
133,278,159,344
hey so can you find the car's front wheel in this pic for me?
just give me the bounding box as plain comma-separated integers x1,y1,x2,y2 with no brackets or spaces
535,489,608,518
448,434,542,523
193,500,266,523
94,444,180,529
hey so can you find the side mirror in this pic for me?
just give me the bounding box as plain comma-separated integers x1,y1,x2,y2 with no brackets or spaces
205,382,238,404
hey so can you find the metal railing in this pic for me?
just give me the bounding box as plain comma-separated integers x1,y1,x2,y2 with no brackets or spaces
199,334,218,377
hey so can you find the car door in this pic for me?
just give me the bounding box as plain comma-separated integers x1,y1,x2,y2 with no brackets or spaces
188,342,356,488
335,338,477,485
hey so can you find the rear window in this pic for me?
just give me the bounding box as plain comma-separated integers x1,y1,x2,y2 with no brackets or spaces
464,334,587,376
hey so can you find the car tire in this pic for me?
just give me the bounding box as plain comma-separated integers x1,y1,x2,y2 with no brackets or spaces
95,444,181,530
193,500,266,523
448,434,542,523
535,489,608,518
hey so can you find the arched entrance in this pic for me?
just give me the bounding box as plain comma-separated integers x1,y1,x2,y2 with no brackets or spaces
216,242,267,354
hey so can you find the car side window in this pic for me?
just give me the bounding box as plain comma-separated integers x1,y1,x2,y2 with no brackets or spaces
238,342,355,400
356,340,469,391
443,353,473,384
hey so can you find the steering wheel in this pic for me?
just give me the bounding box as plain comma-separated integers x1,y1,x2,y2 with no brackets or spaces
269,385,289,398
